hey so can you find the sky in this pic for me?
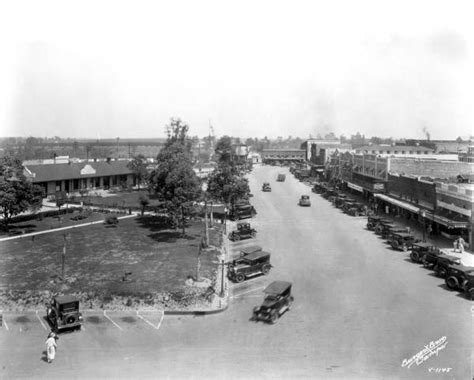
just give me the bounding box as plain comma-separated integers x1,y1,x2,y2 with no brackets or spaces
0,0,472,140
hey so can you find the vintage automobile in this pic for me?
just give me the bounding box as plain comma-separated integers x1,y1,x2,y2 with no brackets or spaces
375,219,395,235
410,242,438,263
381,224,408,239
239,245,263,257
227,251,272,282
298,195,311,207
46,295,83,332
228,222,257,241
262,182,272,192
333,195,349,208
322,189,338,200
277,174,286,182
229,203,256,221
312,183,328,194
366,216,384,230
252,281,294,324
389,232,419,251
424,252,462,278
342,201,365,216
444,264,474,290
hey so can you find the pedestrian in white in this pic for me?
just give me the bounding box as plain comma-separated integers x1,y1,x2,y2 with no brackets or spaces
45,332,58,363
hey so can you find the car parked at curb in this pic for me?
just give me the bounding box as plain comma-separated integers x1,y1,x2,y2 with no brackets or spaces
423,252,462,277
228,222,257,241
389,232,419,251
239,245,263,257
444,264,474,290
382,225,408,239
375,219,395,235
46,295,83,333
298,195,311,207
410,242,439,263
366,216,388,231
252,281,294,324
342,201,366,217
229,203,256,221
227,251,272,283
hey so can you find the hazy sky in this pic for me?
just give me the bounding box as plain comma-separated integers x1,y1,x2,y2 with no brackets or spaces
0,0,472,140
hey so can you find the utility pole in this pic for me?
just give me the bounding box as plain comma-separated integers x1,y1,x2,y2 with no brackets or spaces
204,201,209,246
62,233,68,280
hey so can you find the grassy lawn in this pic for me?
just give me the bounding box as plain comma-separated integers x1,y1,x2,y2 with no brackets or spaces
0,216,223,310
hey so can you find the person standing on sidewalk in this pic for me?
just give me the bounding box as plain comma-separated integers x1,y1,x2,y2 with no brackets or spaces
45,331,58,363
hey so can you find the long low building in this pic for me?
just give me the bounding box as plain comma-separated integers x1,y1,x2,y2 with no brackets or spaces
24,159,136,195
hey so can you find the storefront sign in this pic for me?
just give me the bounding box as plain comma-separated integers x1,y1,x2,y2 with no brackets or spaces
373,183,385,191
347,182,363,192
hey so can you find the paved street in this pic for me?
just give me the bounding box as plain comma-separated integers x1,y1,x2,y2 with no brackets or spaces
1,164,472,379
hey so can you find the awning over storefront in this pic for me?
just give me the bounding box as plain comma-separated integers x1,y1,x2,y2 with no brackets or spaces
425,209,471,229
374,194,420,213
347,182,363,192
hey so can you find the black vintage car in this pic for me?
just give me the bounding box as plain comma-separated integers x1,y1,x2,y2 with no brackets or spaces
276,174,286,182
366,216,385,230
389,232,419,251
229,203,256,221
46,295,83,332
322,189,338,200
334,195,351,208
227,251,272,283
298,195,311,207
262,182,272,192
422,252,462,277
342,201,366,217
382,225,408,240
410,242,438,263
445,264,474,290
252,281,294,324
375,219,395,235
239,245,263,257
228,222,257,242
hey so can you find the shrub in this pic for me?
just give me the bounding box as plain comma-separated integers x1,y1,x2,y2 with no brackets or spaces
104,214,119,226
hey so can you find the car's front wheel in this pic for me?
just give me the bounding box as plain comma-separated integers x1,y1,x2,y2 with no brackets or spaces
411,251,420,262
235,274,245,283
422,255,431,268
269,310,278,324
445,276,459,290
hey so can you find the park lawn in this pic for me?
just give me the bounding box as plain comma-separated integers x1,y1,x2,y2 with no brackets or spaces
0,216,223,309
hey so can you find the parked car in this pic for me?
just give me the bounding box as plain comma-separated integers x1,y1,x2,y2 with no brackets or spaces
342,201,366,216
298,195,311,207
262,182,272,192
239,245,263,257
423,252,462,277
228,251,272,282
382,225,408,239
366,216,384,230
389,232,419,251
322,189,338,200
312,183,328,194
252,281,294,324
410,242,439,263
334,195,351,208
46,295,83,332
375,219,395,235
277,174,286,182
228,222,257,241
444,264,474,290
229,203,256,221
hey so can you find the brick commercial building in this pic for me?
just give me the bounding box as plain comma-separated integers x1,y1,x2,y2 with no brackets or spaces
331,151,473,245
261,149,306,164
24,159,135,196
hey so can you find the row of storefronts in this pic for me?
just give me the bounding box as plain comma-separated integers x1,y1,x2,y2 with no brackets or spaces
326,152,473,245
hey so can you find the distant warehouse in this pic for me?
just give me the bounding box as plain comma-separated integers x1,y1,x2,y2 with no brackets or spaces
23,158,135,196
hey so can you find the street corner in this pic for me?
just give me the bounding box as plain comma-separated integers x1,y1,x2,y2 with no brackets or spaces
100,309,166,332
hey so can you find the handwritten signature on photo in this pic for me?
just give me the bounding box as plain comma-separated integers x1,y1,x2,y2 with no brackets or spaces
401,336,448,369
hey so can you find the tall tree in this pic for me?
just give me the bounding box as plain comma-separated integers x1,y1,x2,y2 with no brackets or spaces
0,155,44,230
148,118,201,234
127,154,148,189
